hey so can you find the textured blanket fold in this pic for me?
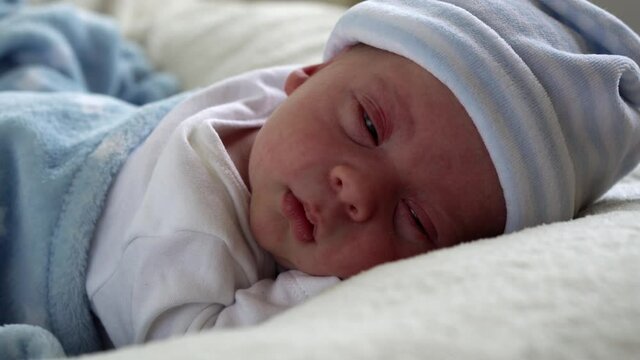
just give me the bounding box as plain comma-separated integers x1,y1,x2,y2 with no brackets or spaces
0,1,182,358
0,0,177,103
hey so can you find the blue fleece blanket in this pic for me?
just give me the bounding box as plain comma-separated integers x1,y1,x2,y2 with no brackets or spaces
0,1,183,358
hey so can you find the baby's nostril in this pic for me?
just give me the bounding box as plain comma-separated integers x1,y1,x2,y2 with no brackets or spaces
349,205,357,216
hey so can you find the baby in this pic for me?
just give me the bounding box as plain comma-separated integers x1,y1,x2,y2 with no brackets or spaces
2,0,639,356
87,0,640,348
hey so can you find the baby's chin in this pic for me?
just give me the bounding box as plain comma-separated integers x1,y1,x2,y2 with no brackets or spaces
272,255,327,277
275,258,360,279
272,254,296,272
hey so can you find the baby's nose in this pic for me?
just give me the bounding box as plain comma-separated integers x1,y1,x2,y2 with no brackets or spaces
329,165,378,222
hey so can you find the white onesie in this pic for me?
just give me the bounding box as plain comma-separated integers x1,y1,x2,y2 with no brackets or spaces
86,66,340,348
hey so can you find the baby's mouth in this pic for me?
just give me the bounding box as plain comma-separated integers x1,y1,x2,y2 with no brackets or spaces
282,190,315,243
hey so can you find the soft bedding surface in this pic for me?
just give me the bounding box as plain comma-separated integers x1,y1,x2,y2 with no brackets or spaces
22,0,640,359
83,171,640,360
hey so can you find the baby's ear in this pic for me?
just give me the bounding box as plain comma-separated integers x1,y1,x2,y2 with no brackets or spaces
284,62,331,95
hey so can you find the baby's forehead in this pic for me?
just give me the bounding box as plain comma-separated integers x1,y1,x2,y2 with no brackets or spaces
335,44,443,92
343,44,466,115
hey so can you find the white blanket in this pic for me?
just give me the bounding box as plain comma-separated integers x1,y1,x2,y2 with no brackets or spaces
29,1,640,359
82,169,640,359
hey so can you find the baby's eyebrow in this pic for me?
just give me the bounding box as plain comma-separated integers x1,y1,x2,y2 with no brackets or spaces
383,74,419,138
368,74,403,134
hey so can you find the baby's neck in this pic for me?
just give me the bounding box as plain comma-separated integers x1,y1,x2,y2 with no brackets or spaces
220,127,259,189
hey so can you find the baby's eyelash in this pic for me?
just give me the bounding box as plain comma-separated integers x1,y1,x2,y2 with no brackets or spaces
362,110,379,145
408,206,428,238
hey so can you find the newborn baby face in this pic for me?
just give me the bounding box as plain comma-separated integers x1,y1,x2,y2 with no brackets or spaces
248,44,505,278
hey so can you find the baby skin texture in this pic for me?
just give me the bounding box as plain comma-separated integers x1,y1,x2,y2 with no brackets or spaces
241,44,506,278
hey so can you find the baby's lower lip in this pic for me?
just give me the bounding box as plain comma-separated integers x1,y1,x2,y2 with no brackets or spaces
282,190,315,243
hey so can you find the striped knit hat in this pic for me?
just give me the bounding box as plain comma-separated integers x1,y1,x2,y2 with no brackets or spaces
324,0,640,233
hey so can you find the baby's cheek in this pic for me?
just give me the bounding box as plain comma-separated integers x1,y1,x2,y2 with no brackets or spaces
322,238,398,277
